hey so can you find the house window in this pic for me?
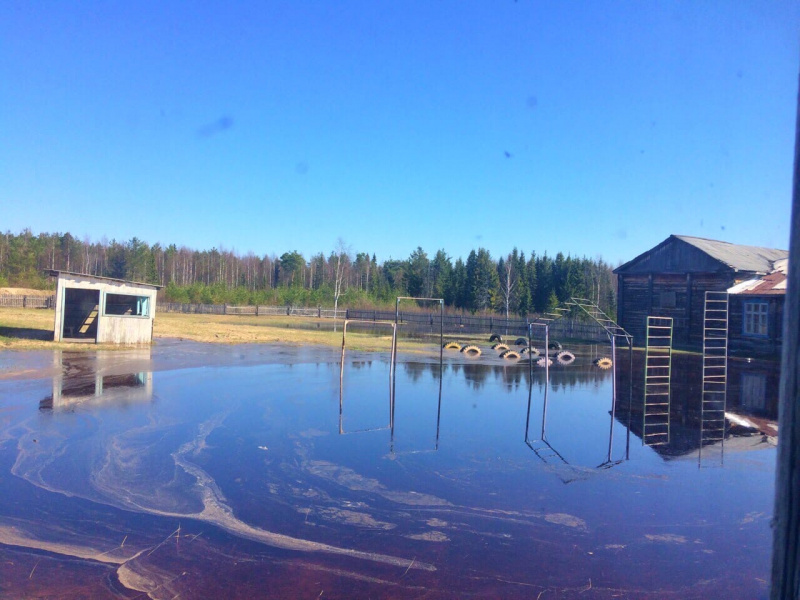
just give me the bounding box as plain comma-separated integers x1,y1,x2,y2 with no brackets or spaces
743,301,768,337
104,293,150,317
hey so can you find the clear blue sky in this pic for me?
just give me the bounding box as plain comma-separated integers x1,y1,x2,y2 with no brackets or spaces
1,1,798,265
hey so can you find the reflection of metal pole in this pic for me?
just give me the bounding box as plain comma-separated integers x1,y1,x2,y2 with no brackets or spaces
626,338,633,459
435,358,443,450
541,370,549,440
524,370,533,442
339,362,344,435
608,334,617,462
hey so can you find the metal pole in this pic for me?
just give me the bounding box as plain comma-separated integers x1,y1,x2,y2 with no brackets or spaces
440,300,444,367
545,325,550,384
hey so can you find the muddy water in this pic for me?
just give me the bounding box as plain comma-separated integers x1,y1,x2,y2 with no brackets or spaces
0,341,777,599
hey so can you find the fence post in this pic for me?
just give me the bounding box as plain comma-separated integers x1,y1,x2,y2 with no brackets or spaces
255,305,259,316
223,304,227,315
490,316,493,331
22,295,27,308
318,306,322,318
346,308,349,320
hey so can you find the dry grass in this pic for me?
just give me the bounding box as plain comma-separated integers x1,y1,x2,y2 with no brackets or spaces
0,287,53,296
0,308,444,354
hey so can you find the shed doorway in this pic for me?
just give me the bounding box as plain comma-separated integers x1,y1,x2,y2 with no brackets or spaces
62,288,100,341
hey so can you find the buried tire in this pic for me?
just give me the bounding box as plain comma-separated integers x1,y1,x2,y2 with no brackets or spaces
536,357,553,367
443,342,462,350
514,337,528,346
489,334,503,343
547,340,563,351
462,345,482,357
499,349,521,360
492,343,509,351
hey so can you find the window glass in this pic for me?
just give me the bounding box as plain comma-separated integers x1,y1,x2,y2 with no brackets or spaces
105,293,150,317
743,301,768,336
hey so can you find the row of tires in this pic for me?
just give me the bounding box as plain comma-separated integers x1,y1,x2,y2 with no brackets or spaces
443,339,613,368
488,333,563,351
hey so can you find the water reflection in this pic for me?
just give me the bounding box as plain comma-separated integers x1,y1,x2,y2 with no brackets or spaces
616,351,779,465
39,350,154,412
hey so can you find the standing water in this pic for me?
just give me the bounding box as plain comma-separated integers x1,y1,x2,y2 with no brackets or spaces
0,340,777,598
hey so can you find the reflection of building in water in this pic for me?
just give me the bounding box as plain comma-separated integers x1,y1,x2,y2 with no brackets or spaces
616,351,778,461
39,350,154,411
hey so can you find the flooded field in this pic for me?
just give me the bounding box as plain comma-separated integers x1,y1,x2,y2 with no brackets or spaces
0,340,778,599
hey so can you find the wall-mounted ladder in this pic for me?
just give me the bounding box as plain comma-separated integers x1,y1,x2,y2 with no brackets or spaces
643,316,673,446
700,291,728,466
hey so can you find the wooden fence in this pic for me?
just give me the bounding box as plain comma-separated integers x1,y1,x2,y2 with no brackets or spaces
0,295,55,308
159,303,347,319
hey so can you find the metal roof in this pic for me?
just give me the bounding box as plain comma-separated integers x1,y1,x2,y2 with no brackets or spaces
728,271,787,296
674,235,788,274
46,270,163,289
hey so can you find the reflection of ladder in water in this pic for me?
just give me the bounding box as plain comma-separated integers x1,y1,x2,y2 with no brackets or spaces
643,316,672,446
526,438,567,465
78,305,99,334
700,291,728,466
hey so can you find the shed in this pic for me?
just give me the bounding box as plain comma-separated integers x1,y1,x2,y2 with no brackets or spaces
613,235,788,352
48,271,161,344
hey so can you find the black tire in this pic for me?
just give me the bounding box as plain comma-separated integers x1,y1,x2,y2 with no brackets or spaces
514,337,528,346
547,340,562,351
489,334,503,343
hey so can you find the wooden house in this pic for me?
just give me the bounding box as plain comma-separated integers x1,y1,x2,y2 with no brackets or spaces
613,235,787,354
49,270,161,344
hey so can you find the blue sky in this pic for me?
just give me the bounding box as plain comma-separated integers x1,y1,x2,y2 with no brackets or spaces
1,1,798,265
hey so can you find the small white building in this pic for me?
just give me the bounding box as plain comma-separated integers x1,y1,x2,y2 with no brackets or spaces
48,270,161,344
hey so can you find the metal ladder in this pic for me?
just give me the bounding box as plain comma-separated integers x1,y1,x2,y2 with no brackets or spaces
700,291,728,466
643,316,673,446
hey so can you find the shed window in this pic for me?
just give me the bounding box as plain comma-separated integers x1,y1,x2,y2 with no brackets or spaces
105,293,150,317
743,301,768,337
660,291,676,309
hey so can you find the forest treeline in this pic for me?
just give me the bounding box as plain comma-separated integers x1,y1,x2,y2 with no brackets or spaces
0,230,618,315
